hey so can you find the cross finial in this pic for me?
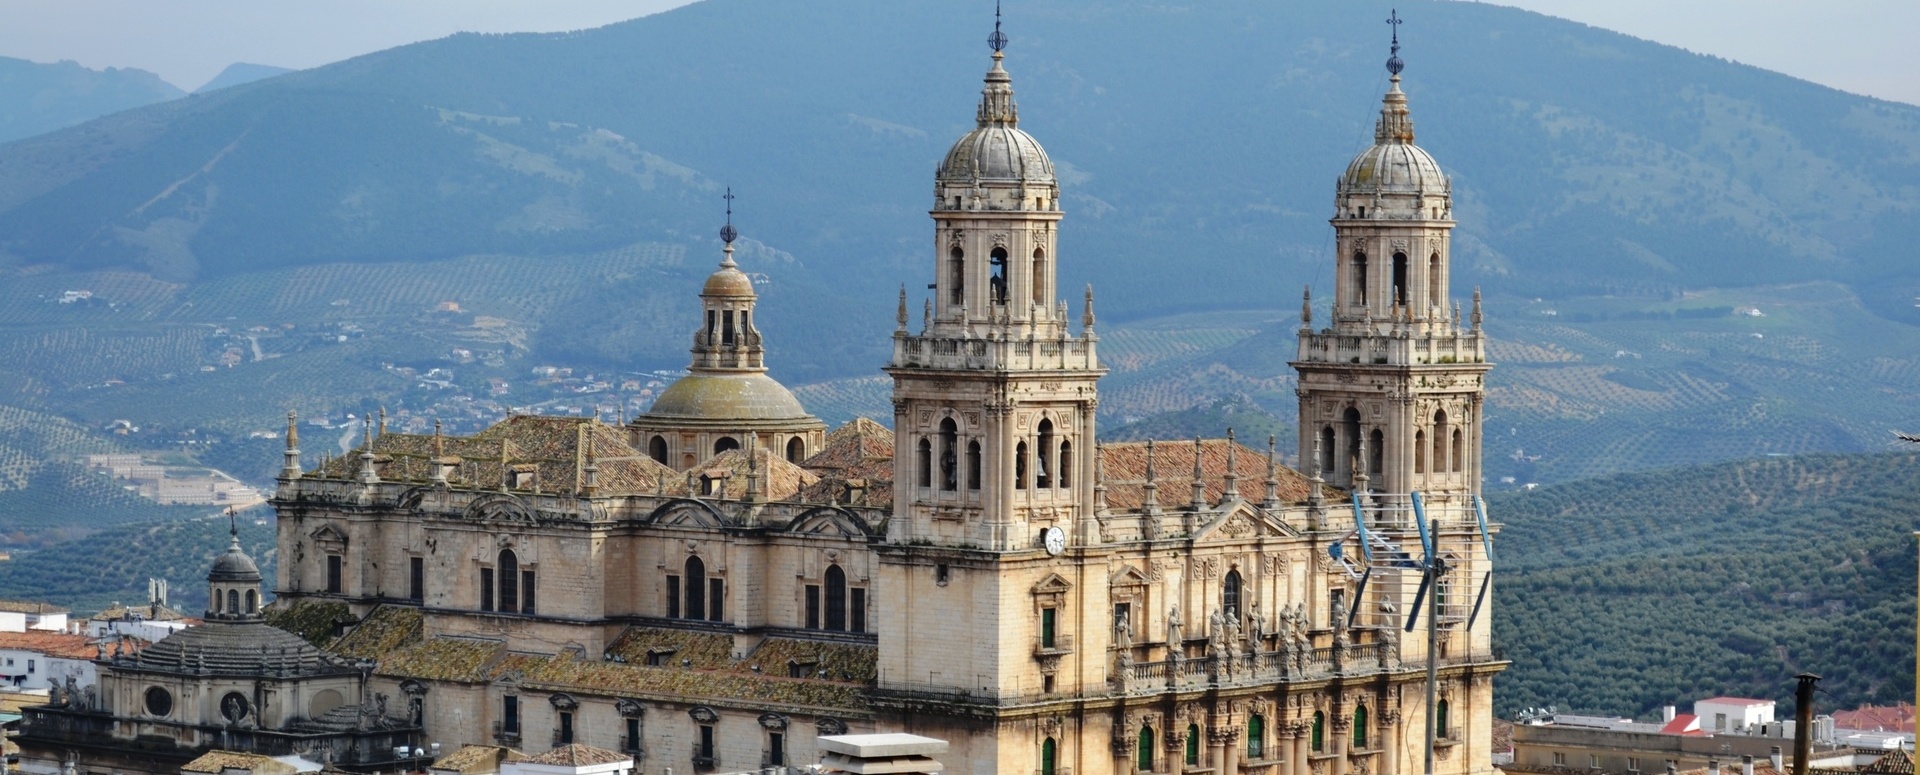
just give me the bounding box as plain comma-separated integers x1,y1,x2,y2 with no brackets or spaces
719,187,738,244
1386,10,1405,76
988,0,1008,53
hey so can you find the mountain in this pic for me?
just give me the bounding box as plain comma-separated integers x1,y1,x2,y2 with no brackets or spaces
0,57,182,143
1490,451,1920,718
193,63,293,94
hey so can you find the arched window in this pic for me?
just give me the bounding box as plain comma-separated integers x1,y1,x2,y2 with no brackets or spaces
226,590,238,614
939,419,958,491
721,308,736,345
1414,430,1427,474
684,555,706,621
1452,429,1465,473
1433,409,1450,473
1032,248,1047,306
1035,419,1054,489
1342,408,1362,478
1057,440,1073,489
1248,714,1266,759
949,246,966,305
1312,711,1325,752
245,590,257,614
786,437,804,464
1223,569,1243,618
1429,252,1443,307
1137,726,1154,771
1015,441,1029,489
916,439,932,488
1436,699,1451,739
1041,737,1057,775
648,435,668,465
966,441,982,490
1368,429,1385,475
990,247,1009,305
706,310,717,344
713,437,739,455
825,565,847,631
1319,425,1337,475
1353,252,1369,305
1185,723,1200,765
1392,252,1410,307
498,549,520,613
1353,705,1370,749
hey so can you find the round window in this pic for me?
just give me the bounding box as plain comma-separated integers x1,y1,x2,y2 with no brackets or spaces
144,686,173,717
220,691,251,723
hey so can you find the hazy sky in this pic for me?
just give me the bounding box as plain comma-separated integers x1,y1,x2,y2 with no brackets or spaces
0,0,1913,105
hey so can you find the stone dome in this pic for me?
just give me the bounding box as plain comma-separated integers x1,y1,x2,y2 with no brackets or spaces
644,372,813,422
1339,75,1448,197
208,535,262,583
702,263,756,298
134,620,345,676
937,52,1055,187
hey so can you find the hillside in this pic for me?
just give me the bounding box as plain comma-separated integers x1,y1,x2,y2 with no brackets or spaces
194,63,292,94
0,56,183,144
0,511,275,615
1490,451,1920,717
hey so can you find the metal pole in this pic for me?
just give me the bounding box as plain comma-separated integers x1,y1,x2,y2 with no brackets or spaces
1425,556,1443,775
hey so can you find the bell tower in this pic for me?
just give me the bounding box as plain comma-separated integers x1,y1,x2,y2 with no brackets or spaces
1293,28,1489,509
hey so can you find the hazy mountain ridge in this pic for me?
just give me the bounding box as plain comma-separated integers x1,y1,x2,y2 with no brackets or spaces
0,56,183,144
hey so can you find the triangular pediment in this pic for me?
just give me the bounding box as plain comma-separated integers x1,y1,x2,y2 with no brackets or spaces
1190,502,1299,542
1109,564,1150,588
309,524,349,545
1030,573,1073,595
788,507,870,538
646,499,726,529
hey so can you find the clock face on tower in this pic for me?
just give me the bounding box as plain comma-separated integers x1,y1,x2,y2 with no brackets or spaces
1043,526,1065,556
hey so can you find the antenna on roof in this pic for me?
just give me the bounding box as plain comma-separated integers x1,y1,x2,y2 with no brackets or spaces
988,0,1008,53
1386,9,1405,76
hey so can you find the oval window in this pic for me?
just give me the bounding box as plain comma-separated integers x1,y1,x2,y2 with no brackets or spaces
145,686,173,717
220,691,251,723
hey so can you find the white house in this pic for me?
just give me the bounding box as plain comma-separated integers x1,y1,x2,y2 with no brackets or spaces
1696,697,1777,733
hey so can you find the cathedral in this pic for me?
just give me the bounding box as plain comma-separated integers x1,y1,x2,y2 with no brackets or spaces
248,16,1492,775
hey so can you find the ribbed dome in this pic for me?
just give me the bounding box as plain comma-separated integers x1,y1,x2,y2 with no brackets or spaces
644,372,812,422
937,51,1055,187
1339,75,1448,197
208,536,262,583
702,264,756,298
130,620,346,676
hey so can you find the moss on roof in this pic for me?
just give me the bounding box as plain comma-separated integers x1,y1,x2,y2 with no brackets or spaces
376,636,505,683
262,600,351,648
331,604,423,659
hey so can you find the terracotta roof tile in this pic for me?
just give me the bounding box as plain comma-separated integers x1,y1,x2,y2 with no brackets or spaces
1099,439,1322,511
803,418,894,473
181,751,293,775
331,605,423,659
525,743,631,766
0,630,117,660
311,416,687,497
431,745,527,773
375,636,504,683
688,447,819,501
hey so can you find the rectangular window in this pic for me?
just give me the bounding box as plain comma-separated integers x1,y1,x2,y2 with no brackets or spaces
936,563,950,584
851,588,867,633
326,554,343,594
667,575,680,619
1114,602,1131,631
1630,759,1642,772
768,731,786,766
480,568,495,611
409,557,424,602
625,717,641,753
805,585,820,629
1040,607,1057,648
1590,755,1601,768
558,710,574,744
26,659,33,673
698,724,716,758
709,578,725,622
1553,753,1566,766
521,570,536,614
502,695,519,734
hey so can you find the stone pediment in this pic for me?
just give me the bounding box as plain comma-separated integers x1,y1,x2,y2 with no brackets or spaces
308,524,349,546
788,507,869,538
463,493,534,523
1109,564,1150,589
645,499,727,530
1030,573,1073,595
1190,503,1298,542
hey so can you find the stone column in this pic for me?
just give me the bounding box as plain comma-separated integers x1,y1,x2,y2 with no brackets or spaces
1381,709,1401,775
1330,716,1351,775
1210,724,1227,774
1293,723,1312,775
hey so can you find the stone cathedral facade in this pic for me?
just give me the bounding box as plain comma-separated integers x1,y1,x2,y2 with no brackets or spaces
259,29,1502,775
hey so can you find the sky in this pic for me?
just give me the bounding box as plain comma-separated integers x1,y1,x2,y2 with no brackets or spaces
0,0,1913,105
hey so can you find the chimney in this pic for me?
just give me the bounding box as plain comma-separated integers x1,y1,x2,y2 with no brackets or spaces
1770,746,1783,772
1709,760,1721,775
1663,705,1677,723
1742,755,1755,775
1793,674,1818,775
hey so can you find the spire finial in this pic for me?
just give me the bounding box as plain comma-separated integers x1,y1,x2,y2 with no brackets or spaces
897,284,910,330
1386,9,1405,76
989,0,1007,53
1223,429,1239,500
227,507,238,543
1082,284,1096,331
285,411,298,449
720,187,738,245
1189,436,1207,510
377,406,387,436
1301,285,1313,326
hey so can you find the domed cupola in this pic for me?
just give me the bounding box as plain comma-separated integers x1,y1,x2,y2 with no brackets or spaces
206,523,264,621
934,29,1058,212
1337,25,1450,220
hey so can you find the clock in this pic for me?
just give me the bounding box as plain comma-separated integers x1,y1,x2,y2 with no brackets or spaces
1042,526,1066,556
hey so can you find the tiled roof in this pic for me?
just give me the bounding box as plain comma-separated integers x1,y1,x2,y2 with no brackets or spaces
798,456,895,507
1100,439,1321,511
90,601,188,622
331,605,423,660
0,630,110,660
375,636,504,683
803,418,894,473
746,637,878,683
1834,704,1916,733
0,600,68,615
181,750,293,775
525,743,631,766
1865,749,1915,775
498,650,863,713
263,600,352,647
432,745,528,773
605,627,734,669
689,447,819,502
311,416,687,497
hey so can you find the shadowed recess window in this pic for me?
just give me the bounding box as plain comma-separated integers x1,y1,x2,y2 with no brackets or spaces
1312,711,1325,752
939,419,958,491
825,565,847,631
497,550,519,613
1035,419,1054,489
1186,724,1200,766
1138,726,1154,771
521,570,536,615
805,584,820,629
685,556,706,620
409,557,424,602
851,588,867,633
480,568,494,612
666,575,680,618
1353,705,1369,749
1392,251,1409,306
949,246,965,305
966,441,982,490
326,554,343,594
916,438,932,488
649,435,668,464
1223,569,1242,619
1248,714,1265,759
708,577,724,622
1058,440,1072,489
1015,442,1029,489
1352,252,1368,305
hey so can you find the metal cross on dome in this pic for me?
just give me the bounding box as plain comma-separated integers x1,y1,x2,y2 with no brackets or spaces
988,0,1008,53
1386,9,1405,75
720,187,737,244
